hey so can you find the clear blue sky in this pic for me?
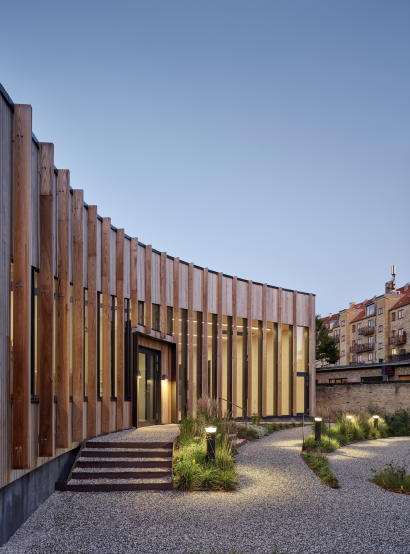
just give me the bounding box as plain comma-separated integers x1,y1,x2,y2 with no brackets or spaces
1,1,409,316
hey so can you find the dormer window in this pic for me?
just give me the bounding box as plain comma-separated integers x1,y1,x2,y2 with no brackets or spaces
366,304,376,317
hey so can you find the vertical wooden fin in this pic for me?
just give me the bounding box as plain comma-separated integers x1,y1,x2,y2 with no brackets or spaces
173,258,179,416
87,206,98,438
116,229,124,430
101,218,111,434
145,245,152,334
309,293,316,417
188,263,194,414
160,252,167,339
12,104,32,469
56,170,70,449
202,268,208,398
247,280,252,416
232,277,237,418
277,287,283,416
262,283,267,417
293,290,298,416
130,238,138,329
217,272,223,407
39,142,55,458
72,190,84,442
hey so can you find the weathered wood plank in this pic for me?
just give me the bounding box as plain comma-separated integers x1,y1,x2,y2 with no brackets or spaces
101,217,111,434
277,287,283,416
202,268,208,398
262,283,267,417
232,277,237,418
173,258,179,418
116,229,124,430
218,272,223,407
145,245,152,333
160,252,167,339
56,170,70,449
72,190,84,442
188,263,194,414
130,238,138,329
39,143,54,458
87,206,98,438
12,105,32,469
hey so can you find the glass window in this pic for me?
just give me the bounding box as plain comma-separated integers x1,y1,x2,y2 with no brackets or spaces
221,315,232,413
342,350,345,356
152,303,161,331
266,322,278,416
379,307,383,315
138,301,145,326
391,312,396,322
352,325,355,333
84,289,88,398
167,306,173,336
124,299,131,399
391,348,397,355
398,310,404,319
236,317,247,417
379,343,383,350
369,353,373,361
329,378,348,384
379,325,383,332
358,355,362,363
31,268,39,396
97,292,103,398
358,323,362,330
111,296,117,397
366,304,376,317
178,308,188,419
207,313,218,399
342,320,345,327
281,324,293,416
193,311,203,404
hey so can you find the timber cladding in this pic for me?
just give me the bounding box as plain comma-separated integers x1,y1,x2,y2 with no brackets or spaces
0,89,316,493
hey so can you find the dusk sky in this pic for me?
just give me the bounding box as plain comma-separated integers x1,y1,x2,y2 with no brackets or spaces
1,1,409,316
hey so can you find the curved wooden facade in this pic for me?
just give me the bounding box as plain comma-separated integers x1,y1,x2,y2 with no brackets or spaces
0,87,315,488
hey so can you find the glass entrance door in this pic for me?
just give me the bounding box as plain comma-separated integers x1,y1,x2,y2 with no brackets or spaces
138,348,160,426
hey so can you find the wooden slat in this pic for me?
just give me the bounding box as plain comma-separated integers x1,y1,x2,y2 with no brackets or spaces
262,283,267,417
101,218,111,434
188,263,194,414
145,245,152,333
218,272,223,407
232,277,237,418
173,258,179,417
202,268,208,398
293,290,297,416
160,252,167,339
247,280,252,416
72,190,84,442
39,143,54,458
12,105,32,469
277,287,282,416
87,206,98,438
56,170,70,449
116,229,124,431
309,293,316,416
130,238,138,329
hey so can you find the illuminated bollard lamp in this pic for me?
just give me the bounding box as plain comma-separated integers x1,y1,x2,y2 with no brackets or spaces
314,417,322,444
206,427,217,461
373,415,379,429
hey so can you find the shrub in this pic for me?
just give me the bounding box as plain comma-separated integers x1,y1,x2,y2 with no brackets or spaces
302,451,339,487
304,434,339,452
371,463,410,492
173,457,202,491
236,423,269,439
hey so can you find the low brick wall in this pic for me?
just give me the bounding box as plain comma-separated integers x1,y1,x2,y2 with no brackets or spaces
316,382,410,413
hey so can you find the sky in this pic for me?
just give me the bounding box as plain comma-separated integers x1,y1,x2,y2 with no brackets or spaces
1,1,409,316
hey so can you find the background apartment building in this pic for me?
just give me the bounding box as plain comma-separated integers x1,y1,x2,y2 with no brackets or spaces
321,269,410,368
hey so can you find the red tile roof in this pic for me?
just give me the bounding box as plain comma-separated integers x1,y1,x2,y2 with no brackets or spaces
350,309,365,324
389,286,410,310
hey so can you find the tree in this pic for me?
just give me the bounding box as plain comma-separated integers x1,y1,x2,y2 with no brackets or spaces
316,315,340,365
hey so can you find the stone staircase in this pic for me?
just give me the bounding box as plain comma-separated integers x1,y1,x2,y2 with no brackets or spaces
67,441,174,492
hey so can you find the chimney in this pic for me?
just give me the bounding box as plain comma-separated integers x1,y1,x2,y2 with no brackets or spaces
385,280,393,294
329,313,332,317
349,302,355,309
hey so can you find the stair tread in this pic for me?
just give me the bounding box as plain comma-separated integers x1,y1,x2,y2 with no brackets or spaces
83,447,172,452
73,467,170,473
68,476,172,485
78,457,172,462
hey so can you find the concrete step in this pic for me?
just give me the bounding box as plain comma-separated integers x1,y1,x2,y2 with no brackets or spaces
81,449,171,458
72,469,171,480
67,477,173,492
77,459,172,469
85,441,173,450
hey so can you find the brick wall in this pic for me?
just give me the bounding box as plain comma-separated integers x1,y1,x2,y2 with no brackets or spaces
317,364,410,384
317,382,410,413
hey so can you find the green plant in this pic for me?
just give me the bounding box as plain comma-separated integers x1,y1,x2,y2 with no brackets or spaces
302,451,339,487
371,462,410,492
251,413,261,425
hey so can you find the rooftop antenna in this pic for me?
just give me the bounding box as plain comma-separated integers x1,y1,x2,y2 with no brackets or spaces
391,265,396,291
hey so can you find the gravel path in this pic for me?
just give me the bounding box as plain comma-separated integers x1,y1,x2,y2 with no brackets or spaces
1,427,409,554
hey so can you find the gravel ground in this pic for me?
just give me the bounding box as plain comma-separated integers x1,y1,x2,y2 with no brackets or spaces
1,427,409,554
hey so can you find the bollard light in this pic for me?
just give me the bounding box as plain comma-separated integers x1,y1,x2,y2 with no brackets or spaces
314,417,322,444
206,427,217,461
346,415,353,421
373,415,379,429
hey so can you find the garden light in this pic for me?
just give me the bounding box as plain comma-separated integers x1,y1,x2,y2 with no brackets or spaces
346,415,353,420
373,415,379,429
314,417,322,444
206,427,217,461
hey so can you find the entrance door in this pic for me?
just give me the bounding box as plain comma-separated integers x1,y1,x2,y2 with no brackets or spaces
138,347,160,426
